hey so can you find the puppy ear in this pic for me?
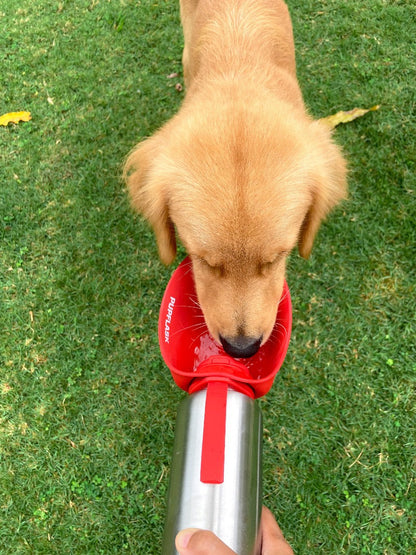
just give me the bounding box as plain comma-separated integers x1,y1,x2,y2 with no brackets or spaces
298,188,330,259
124,135,177,265
298,123,348,258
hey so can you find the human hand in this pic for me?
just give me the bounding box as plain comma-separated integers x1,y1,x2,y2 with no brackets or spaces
175,506,294,554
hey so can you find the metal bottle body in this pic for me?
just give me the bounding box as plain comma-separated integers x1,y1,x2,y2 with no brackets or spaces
162,387,262,555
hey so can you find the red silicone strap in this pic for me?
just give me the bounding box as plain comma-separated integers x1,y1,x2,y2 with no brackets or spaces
200,382,228,484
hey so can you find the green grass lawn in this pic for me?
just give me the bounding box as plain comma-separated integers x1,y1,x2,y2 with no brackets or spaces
1,0,415,553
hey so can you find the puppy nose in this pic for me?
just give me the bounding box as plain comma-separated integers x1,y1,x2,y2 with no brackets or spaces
220,334,262,358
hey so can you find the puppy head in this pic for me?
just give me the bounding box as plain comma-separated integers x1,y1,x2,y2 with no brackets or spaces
124,106,346,357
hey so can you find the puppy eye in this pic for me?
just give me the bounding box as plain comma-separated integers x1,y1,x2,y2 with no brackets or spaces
205,261,225,277
194,256,225,277
259,252,288,274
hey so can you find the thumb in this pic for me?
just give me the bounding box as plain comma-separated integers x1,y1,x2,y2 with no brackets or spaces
261,507,294,555
175,528,236,554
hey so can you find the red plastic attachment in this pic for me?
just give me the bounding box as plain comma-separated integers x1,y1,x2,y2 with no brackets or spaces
200,382,228,484
158,257,292,398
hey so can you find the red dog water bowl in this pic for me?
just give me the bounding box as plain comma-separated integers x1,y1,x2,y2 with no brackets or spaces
158,257,292,398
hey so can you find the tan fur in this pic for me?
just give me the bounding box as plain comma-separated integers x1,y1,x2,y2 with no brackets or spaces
124,0,347,353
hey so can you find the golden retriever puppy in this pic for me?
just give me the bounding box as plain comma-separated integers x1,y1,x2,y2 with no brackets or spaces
124,0,347,358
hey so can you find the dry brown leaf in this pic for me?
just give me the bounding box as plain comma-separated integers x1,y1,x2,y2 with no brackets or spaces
0,111,32,126
320,105,380,129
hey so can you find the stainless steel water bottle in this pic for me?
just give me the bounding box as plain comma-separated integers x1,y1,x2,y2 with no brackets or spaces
158,258,292,554
162,383,262,555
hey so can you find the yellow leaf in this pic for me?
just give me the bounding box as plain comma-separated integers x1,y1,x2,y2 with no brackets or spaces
0,111,32,126
319,105,380,129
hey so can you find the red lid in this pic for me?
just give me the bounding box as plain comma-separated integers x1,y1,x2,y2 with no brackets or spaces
158,257,292,398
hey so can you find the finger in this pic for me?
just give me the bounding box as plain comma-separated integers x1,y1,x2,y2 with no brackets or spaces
261,507,294,555
175,528,236,554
